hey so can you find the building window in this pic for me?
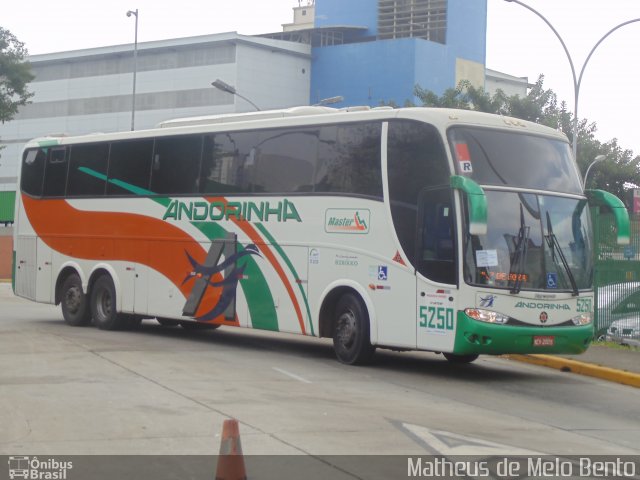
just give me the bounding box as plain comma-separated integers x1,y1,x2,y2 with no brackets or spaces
378,0,447,44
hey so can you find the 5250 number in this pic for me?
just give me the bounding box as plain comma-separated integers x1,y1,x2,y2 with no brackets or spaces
419,306,454,331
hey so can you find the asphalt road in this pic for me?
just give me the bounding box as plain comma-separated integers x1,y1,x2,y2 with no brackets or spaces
1,283,639,458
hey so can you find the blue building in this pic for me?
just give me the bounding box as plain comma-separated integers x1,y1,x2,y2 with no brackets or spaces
278,0,487,106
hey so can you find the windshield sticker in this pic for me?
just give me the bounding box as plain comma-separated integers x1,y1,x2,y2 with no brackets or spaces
546,273,558,289
480,271,528,283
476,249,498,267
454,142,473,173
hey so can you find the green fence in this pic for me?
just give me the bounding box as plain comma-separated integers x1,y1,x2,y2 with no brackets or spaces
593,210,640,342
0,191,15,225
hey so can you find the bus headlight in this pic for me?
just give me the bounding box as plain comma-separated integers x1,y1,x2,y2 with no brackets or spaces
570,312,592,326
465,308,509,324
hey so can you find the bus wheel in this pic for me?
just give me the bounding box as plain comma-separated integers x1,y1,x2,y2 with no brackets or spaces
443,353,479,364
91,275,127,330
60,273,91,326
333,293,375,365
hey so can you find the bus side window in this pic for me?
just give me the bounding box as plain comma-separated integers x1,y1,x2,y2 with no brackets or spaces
418,190,456,284
151,135,202,194
387,119,451,281
200,133,252,194
21,149,47,197
67,143,110,197
107,139,154,195
42,147,69,197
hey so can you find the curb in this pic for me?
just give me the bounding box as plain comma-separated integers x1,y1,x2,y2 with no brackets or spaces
505,354,640,388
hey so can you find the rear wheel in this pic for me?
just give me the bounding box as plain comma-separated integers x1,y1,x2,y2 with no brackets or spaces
60,273,91,326
90,275,128,330
443,353,479,364
333,293,375,365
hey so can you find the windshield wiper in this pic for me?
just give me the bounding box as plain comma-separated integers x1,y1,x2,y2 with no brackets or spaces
509,204,530,294
545,211,579,296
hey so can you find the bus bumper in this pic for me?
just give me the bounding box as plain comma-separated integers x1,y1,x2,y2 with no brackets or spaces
453,311,593,355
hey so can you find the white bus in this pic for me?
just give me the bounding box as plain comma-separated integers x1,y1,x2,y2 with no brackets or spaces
12,106,630,364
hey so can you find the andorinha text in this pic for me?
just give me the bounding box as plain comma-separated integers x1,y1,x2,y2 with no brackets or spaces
163,199,302,223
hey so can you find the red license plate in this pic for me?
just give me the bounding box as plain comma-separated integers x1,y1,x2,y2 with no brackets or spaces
533,335,555,347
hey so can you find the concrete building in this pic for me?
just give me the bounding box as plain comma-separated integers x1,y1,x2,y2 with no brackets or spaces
0,33,311,197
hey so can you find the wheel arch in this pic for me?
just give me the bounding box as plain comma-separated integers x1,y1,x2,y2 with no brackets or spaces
54,262,85,305
317,280,377,345
87,263,123,311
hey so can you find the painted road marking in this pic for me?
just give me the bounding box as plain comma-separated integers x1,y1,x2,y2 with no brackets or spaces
272,367,312,384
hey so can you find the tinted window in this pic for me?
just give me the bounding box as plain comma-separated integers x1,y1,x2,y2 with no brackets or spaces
67,143,109,196
387,120,449,268
316,123,382,197
418,188,456,284
248,129,317,193
201,123,381,197
42,147,69,197
107,139,154,195
200,132,254,194
21,149,46,196
448,127,581,194
151,135,202,194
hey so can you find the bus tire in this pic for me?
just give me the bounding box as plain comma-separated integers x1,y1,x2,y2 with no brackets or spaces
333,293,375,365
443,353,479,364
60,273,91,327
91,275,127,331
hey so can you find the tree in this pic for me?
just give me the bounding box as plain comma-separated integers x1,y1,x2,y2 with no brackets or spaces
0,27,34,124
413,76,640,201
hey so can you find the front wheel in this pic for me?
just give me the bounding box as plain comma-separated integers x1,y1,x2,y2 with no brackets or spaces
333,293,375,365
60,273,91,327
91,275,128,330
443,353,479,364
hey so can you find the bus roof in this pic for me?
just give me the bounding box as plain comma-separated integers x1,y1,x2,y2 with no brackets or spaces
24,106,568,148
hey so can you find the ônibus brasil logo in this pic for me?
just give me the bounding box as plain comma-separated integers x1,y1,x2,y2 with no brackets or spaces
325,209,370,234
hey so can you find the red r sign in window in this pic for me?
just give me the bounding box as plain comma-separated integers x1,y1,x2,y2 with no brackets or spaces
455,142,473,173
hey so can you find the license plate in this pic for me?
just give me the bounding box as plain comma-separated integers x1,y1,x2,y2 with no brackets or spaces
533,335,555,347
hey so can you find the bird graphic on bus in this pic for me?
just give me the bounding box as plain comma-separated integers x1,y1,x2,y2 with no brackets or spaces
182,244,261,322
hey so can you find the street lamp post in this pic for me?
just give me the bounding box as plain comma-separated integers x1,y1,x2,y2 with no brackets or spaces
211,79,261,111
584,154,606,188
313,96,344,106
503,1,640,160
126,9,139,131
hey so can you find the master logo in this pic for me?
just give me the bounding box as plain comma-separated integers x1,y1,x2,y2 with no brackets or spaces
325,209,370,234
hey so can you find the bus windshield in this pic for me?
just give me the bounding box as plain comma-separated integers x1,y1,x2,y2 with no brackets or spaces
462,190,594,292
448,127,582,194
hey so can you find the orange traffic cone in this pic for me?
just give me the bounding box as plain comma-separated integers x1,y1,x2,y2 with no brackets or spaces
215,419,247,480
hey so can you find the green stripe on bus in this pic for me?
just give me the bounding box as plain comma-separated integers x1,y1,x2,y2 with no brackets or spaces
78,167,155,196
255,223,314,336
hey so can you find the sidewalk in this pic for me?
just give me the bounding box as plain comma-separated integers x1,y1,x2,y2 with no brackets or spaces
506,344,640,388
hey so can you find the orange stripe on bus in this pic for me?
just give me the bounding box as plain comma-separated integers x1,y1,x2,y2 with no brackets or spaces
22,195,232,325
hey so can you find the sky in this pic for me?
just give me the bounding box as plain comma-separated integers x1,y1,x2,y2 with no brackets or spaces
3,0,640,157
